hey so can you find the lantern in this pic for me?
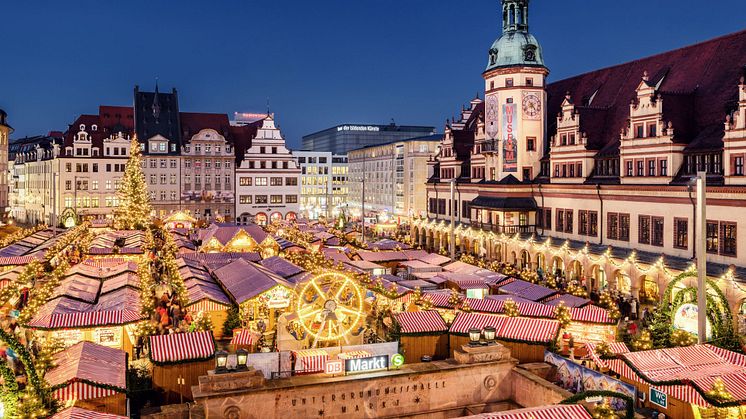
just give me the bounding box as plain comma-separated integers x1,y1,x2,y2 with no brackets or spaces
236,348,249,371
215,350,228,373
468,328,482,346
483,326,496,344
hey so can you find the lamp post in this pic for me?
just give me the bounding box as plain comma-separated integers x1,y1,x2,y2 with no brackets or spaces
236,348,249,371
695,171,707,343
215,350,228,373
468,328,481,346
450,178,456,260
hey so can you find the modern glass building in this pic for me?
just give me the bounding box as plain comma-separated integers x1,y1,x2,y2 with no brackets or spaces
302,123,435,154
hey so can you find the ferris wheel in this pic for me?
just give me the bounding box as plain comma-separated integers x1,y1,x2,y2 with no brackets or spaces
296,272,364,347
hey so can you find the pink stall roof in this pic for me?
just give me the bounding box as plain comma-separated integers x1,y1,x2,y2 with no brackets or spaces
50,407,127,419
212,258,292,304
149,331,215,364
395,311,448,334
464,404,591,419
46,341,127,390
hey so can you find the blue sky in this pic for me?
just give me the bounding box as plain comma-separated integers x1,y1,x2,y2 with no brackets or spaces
0,0,743,147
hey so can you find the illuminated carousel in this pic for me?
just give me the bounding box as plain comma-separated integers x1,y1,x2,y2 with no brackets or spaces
278,272,367,350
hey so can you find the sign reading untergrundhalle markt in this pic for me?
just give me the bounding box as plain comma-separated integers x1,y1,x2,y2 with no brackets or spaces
650,387,668,409
344,355,389,374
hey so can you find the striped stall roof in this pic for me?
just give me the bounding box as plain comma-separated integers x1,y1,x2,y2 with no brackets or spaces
395,311,448,334
584,342,629,369
465,404,591,419
706,344,746,367
52,382,118,402
187,299,231,312
50,407,128,419
569,306,614,324
498,279,558,302
466,297,505,314
543,293,590,308
0,254,43,266
499,317,560,344
230,329,257,346
46,342,126,398
28,309,143,329
449,312,507,335
422,291,456,308
515,301,555,318
338,350,372,360
149,331,215,364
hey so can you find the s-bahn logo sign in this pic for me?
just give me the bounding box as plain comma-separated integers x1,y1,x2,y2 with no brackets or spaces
345,355,389,374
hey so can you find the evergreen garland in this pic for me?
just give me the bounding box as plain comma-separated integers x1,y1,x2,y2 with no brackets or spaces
560,390,634,419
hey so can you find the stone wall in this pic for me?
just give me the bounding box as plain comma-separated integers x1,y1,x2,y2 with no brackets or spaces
194,359,518,419
510,366,572,408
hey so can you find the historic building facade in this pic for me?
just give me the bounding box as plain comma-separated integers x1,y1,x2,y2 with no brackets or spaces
348,135,440,221
416,0,746,313
235,114,300,226
0,109,11,218
293,151,348,220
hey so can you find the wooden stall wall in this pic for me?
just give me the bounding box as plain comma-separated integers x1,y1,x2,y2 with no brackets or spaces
152,360,213,404
400,334,448,364
75,393,127,416
208,310,229,339
618,377,695,419
448,335,546,364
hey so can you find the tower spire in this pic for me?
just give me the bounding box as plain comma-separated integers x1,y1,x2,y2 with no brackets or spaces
152,78,161,120
502,0,529,33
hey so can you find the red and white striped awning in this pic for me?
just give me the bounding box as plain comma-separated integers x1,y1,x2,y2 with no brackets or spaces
515,301,555,318
230,329,256,346
149,331,215,364
465,298,505,314
395,311,448,334
467,404,591,418
706,344,746,367
422,291,456,309
338,350,372,360
27,309,143,329
569,306,614,324
584,342,629,369
50,407,127,419
292,349,329,374
187,299,231,312
500,316,560,344
449,312,507,335
52,381,119,402
0,254,42,266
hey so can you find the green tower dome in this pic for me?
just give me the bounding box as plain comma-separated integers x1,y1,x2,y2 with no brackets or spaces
485,0,546,71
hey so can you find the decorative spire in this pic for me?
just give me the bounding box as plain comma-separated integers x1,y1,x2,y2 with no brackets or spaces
502,0,529,33
152,78,161,121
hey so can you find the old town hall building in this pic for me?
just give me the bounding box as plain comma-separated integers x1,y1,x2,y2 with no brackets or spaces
415,0,746,313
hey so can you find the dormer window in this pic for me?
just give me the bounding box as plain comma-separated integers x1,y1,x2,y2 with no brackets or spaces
524,45,537,62
561,134,567,146
79,124,85,131
569,133,576,145
91,125,98,131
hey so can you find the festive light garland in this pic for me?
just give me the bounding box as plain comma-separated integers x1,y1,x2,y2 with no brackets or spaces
0,224,47,250
504,298,519,317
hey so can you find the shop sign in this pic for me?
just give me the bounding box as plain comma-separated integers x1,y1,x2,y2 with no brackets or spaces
325,359,344,375
650,387,668,409
345,355,389,374
94,327,121,347
54,329,83,347
391,353,405,369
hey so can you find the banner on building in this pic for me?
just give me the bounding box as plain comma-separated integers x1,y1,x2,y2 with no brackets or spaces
502,103,518,172
544,351,635,411
486,94,499,140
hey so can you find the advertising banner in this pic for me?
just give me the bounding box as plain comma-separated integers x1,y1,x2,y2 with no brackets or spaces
502,103,518,172
486,94,499,140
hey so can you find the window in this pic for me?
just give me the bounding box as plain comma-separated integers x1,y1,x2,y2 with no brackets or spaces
561,134,567,146
544,208,551,230
652,216,664,247
648,123,657,137
576,163,582,177
92,180,98,190
569,164,575,178
589,211,598,236
636,160,644,177
270,195,282,204
556,209,564,232
635,124,644,138
92,163,98,172
170,159,177,168
170,174,177,184
106,180,112,190
565,210,573,233
526,137,536,151
462,201,470,219
706,221,719,254
150,174,157,185
626,160,633,176
66,163,72,173
674,218,688,249
285,195,298,203
239,195,252,204
65,180,72,191
270,177,283,186
239,177,252,186
160,174,167,184
255,195,268,204
554,164,560,177
505,78,514,87
150,160,157,168
579,210,588,235
638,215,651,245
608,213,619,240
160,159,167,168
619,213,630,241
721,222,737,256
525,77,533,86
255,177,268,186
648,159,656,176
659,159,668,176
734,156,744,176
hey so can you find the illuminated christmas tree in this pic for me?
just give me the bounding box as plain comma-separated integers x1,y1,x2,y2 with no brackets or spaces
554,302,572,329
632,329,653,351
592,399,619,419
706,378,734,403
504,298,520,317
114,137,152,230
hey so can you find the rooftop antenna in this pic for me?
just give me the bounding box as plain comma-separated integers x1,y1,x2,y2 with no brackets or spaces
266,97,271,116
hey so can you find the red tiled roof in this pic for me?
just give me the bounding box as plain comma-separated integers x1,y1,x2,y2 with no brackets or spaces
547,29,746,154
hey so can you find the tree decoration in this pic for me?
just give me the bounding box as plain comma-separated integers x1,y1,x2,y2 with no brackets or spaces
114,137,152,230
592,399,620,419
554,302,572,329
566,280,589,298
18,258,70,325
192,310,214,332
520,269,539,284
448,289,462,307
705,378,735,403
670,329,698,347
504,298,520,317
0,224,46,249
32,336,65,378
599,290,621,320
460,298,472,312
631,329,653,351
222,306,242,337
594,341,613,358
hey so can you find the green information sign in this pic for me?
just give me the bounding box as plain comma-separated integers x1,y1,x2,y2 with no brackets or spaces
391,353,405,369
650,387,668,409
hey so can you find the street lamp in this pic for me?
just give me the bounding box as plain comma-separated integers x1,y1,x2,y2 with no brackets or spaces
468,328,482,346
694,171,707,343
215,350,228,373
483,326,496,344
236,348,249,371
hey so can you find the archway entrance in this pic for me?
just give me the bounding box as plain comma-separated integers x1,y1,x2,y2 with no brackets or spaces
639,274,660,303
615,271,631,296
520,250,530,269
550,256,564,276
270,212,283,224
568,260,583,281
536,253,546,272
591,265,607,292
255,212,268,226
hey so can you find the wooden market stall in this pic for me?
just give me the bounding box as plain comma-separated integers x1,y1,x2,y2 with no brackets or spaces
149,331,216,404
163,210,198,230
45,341,128,416
448,312,560,363
50,407,127,419
394,311,449,364
607,344,746,419
178,257,233,339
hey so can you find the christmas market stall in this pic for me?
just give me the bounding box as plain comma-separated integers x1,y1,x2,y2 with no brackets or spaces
398,260,442,280
212,258,296,339
45,341,128,416
449,312,560,363
607,344,746,419
583,341,629,371
177,257,232,339
49,407,127,419
394,311,449,364
343,259,388,276
87,230,146,259
197,223,279,257
149,331,216,404
259,255,311,284
463,404,592,419
26,259,145,356
162,210,198,230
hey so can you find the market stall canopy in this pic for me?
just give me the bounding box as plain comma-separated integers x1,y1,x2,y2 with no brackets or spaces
181,251,261,270
497,279,558,302
542,293,591,308
260,256,305,279
344,260,385,272
149,331,216,364
197,223,268,248
0,228,63,259
212,258,293,304
442,260,481,274
450,312,560,345
46,341,127,401
89,230,146,255
321,247,351,263
356,250,409,263
395,311,448,334
584,341,629,369
50,407,128,419
461,404,591,419
368,239,411,250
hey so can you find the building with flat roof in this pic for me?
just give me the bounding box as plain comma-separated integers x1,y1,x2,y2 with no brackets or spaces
292,151,348,220
302,123,435,154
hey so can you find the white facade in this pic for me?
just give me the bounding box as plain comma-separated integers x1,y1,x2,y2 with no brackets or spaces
235,115,300,225
181,129,235,221
293,151,348,220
